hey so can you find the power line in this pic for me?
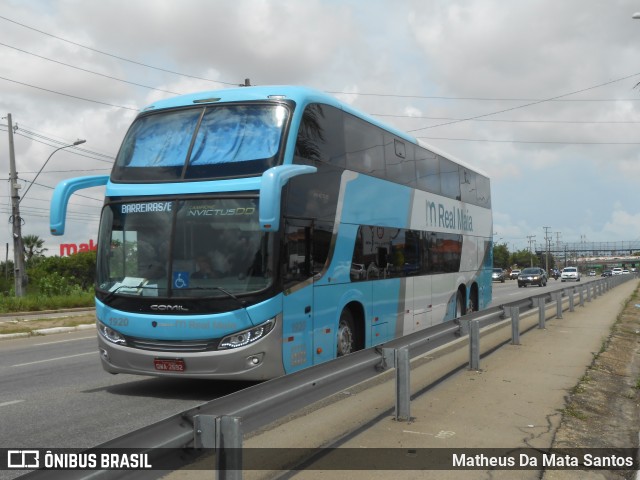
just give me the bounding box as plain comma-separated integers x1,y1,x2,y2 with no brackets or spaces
1,195,101,207
0,207,99,222
16,129,114,162
15,203,99,217
0,75,139,111
0,124,115,163
12,122,116,160
329,91,640,102
18,180,104,203
14,168,110,174
407,71,640,133
0,41,182,96
417,136,640,145
371,113,640,124
0,14,240,87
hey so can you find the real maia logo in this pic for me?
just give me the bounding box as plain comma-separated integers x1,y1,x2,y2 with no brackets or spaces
426,199,473,232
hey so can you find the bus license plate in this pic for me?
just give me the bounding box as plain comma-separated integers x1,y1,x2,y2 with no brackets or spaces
154,358,186,372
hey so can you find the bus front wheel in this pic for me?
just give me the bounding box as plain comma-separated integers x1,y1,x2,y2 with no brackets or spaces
337,309,355,357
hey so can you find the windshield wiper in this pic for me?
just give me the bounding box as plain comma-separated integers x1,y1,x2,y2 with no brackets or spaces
102,284,247,311
182,286,247,309
102,284,126,304
101,282,155,303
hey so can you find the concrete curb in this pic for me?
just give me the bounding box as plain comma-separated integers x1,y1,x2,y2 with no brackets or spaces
0,307,94,319
0,323,95,341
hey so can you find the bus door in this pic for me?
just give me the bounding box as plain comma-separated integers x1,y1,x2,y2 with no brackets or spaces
281,218,314,374
402,231,432,333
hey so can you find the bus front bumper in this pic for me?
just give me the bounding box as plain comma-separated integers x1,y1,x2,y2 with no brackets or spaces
97,318,285,381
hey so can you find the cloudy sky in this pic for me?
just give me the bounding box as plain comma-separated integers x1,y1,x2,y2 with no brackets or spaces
1,0,640,260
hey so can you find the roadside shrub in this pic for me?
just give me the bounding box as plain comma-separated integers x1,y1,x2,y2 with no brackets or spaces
28,251,96,292
36,272,85,297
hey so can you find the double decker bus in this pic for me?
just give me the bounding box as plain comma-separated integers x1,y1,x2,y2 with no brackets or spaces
50,86,493,380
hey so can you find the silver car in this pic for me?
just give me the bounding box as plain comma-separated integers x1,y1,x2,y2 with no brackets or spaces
492,268,505,283
561,267,581,282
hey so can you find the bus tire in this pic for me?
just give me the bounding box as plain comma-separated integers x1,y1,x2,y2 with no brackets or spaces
337,309,356,357
455,290,465,318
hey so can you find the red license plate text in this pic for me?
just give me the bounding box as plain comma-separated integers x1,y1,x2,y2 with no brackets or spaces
154,358,186,372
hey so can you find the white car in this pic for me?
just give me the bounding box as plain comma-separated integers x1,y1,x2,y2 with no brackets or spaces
561,267,581,282
612,267,623,275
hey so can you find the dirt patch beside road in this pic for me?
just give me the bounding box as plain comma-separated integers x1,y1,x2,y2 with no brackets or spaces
546,286,640,479
0,314,95,335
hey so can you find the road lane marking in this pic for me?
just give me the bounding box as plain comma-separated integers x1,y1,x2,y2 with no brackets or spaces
0,400,25,407
12,352,96,367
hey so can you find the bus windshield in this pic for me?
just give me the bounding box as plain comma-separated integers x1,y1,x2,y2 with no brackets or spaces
97,197,273,299
111,103,290,182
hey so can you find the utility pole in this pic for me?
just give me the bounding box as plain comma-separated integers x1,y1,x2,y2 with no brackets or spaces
526,235,536,267
6,113,26,296
554,232,562,270
543,226,551,274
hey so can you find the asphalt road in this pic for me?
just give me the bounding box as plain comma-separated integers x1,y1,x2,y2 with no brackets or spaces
0,331,256,480
489,274,601,307
0,275,604,480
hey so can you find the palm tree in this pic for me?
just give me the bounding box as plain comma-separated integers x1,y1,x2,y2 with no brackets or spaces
23,234,47,265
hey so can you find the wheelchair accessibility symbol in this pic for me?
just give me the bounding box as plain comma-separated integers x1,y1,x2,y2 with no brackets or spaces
173,271,189,289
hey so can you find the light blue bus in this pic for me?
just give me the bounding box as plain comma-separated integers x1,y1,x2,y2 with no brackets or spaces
50,86,493,380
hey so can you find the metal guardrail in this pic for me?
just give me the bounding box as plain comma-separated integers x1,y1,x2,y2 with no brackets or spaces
19,274,638,479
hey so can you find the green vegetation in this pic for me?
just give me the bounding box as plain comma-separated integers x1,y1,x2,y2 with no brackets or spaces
562,404,588,421
0,291,94,314
492,243,548,270
0,240,96,313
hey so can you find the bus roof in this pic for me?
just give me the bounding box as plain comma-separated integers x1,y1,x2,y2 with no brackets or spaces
141,85,488,178
141,85,416,139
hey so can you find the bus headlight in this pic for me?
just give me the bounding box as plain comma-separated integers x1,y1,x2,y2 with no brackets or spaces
219,318,275,350
97,321,127,346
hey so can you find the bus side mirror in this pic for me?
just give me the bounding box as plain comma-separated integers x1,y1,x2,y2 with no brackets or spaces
259,165,316,232
50,175,109,235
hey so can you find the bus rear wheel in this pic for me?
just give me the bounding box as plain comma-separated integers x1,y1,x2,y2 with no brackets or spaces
337,309,355,357
455,290,465,318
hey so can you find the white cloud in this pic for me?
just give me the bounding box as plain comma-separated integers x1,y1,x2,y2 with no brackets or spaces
1,0,639,261
601,204,640,240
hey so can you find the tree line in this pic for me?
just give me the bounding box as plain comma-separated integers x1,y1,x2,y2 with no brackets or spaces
1,234,96,297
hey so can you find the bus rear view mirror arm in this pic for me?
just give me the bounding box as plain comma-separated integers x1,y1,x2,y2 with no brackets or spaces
50,175,109,235
259,165,317,231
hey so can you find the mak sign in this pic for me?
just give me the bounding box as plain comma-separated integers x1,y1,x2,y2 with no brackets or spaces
59,239,97,256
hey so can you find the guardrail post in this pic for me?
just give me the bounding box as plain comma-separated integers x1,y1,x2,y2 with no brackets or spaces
568,287,575,312
533,297,546,329
593,282,599,299
505,306,520,345
469,319,480,371
194,414,216,449
554,292,563,319
381,347,411,422
579,285,585,306
395,347,411,421
216,416,243,480
586,283,592,302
